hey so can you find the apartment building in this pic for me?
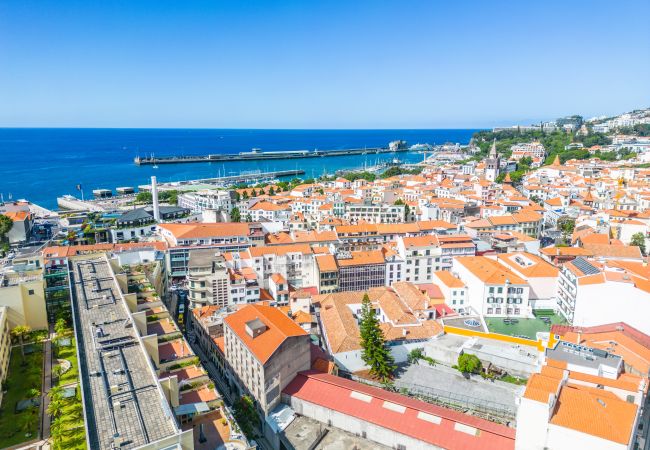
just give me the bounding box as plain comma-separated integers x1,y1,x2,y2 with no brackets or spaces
515,353,646,450
0,307,10,405
315,254,339,294
187,249,229,308
0,269,47,330
452,256,531,318
344,202,405,224
430,270,469,314
246,244,316,290
492,252,559,311
397,235,443,283
177,189,233,214
557,257,650,334
336,250,386,292
223,304,311,417
158,223,257,278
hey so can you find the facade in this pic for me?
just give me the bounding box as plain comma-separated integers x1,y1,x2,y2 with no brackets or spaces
0,306,10,405
557,257,650,334
0,269,48,330
223,304,311,416
187,249,230,308
337,250,386,291
452,256,531,318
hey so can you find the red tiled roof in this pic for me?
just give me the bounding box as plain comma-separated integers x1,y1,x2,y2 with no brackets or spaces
283,371,515,450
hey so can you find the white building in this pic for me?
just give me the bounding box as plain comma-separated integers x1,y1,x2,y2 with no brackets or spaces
557,257,650,334
452,256,532,318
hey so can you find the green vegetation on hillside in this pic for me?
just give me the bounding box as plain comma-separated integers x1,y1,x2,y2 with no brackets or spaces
471,129,614,165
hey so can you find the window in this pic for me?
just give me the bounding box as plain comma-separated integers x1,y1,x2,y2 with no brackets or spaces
28,289,35,295
489,287,494,294
497,287,503,294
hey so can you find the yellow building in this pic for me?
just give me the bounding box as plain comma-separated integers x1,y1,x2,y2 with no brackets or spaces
0,270,48,330
0,306,11,405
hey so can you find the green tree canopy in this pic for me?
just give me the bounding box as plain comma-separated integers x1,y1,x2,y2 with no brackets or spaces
359,293,395,382
230,207,241,223
457,353,482,374
630,232,646,256
136,191,153,203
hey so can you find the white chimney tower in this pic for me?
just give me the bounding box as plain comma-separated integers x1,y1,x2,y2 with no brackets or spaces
151,176,161,221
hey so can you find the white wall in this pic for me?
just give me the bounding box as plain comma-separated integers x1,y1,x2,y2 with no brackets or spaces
288,397,442,450
573,283,650,335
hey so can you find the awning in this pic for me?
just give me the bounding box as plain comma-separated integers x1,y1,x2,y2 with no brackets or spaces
174,401,209,416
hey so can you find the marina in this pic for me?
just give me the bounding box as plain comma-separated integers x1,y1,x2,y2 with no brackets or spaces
56,169,305,211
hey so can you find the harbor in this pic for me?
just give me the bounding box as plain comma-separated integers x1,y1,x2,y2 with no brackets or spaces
134,141,409,165
56,169,305,211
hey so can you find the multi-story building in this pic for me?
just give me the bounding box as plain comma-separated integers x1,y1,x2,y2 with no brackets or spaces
430,270,469,314
315,254,338,294
223,304,311,417
0,269,47,330
336,250,386,291
177,189,233,215
0,306,10,405
246,244,316,290
557,257,650,334
452,256,531,318
187,249,229,308
492,252,559,311
344,202,405,224
158,223,256,278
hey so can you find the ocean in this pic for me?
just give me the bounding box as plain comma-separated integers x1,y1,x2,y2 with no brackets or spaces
0,128,479,210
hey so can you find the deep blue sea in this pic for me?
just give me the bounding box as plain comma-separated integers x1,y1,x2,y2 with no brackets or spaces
0,128,479,210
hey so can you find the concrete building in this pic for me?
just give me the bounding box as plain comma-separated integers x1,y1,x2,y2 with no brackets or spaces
0,306,10,405
336,250,386,292
452,256,532,318
223,304,311,417
557,257,650,334
2,210,33,244
492,252,559,311
0,269,47,330
187,249,229,308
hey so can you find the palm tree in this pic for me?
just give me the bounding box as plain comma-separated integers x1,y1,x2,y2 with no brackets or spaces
11,325,32,360
49,385,63,401
47,397,63,418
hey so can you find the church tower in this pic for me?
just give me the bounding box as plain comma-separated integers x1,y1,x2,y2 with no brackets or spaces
485,139,501,182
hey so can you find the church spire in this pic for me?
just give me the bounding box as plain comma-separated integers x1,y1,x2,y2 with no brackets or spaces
489,139,497,158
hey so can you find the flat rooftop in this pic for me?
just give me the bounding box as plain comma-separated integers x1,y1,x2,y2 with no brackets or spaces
70,256,180,450
283,415,390,450
546,341,622,370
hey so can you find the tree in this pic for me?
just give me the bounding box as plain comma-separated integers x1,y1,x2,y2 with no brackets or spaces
359,293,395,382
557,217,575,243
631,232,647,256
457,353,482,374
233,395,260,439
0,214,14,251
230,207,241,223
268,186,275,196
250,189,257,197
233,191,241,202
245,214,252,222
136,191,153,203
242,191,249,200
11,325,32,359
55,318,68,337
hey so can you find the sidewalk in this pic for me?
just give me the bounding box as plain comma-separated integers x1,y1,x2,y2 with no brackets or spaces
39,324,55,443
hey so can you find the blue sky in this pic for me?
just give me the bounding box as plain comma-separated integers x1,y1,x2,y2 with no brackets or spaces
1,0,649,128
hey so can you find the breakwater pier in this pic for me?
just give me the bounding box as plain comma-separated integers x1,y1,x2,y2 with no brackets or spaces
134,142,409,165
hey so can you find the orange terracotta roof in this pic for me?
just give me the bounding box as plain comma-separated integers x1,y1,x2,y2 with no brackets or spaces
550,384,637,445
455,256,527,285
223,304,307,364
